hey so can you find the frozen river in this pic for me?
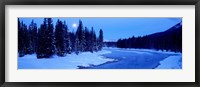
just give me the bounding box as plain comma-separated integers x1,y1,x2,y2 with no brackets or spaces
85,48,181,69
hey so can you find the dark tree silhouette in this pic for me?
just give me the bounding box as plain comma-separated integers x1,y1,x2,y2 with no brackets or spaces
37,18,55,58
55,19,66,56
84,27,90,51
18,20,27,57
70,31,76,52
76,20,85,52
63,21,72,54
37,18,47,58
74,36,79,55
19,18,104,58
116,22,182,52
28,20,37,54
46,18,55,57
89,27,97,52
98,29,103,50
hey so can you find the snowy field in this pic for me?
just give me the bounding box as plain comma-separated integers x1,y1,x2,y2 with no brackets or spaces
18,50,114,69
18,47,182,69
156,55,182,69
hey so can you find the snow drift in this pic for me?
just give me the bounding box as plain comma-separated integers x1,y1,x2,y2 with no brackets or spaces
18,50,114,69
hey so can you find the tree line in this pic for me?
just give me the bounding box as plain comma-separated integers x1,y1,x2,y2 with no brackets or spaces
116,22,182,52
18,18,104,58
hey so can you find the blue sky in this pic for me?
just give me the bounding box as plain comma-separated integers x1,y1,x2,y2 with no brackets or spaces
19,17,182,41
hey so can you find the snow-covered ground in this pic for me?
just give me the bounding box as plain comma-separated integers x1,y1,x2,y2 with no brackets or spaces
18,50,114,69
156,55,182,69
18,47,182,69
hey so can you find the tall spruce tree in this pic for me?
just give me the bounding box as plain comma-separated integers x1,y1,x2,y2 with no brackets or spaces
18,20,26,57
98,29,103,50
23,23,32,54
89,27,94,52
93,30,97,52
36,18,55,58
55,19,66,56
74,36,79,55
89,27,97,52
84,27,90,51
70,31,76,52
76,20,85,52
63,21,71,54
46,18,55,57
37,18,47,58
28,20,37,54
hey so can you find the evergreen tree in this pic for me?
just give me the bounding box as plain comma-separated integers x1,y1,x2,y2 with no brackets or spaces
23,23,31,54
89,27,94,52
84,27,90,51
36,18,55,58
18,20,37,57
82,27,86,51
63,21,71,54
18,20,26,57
46,18,55,57
55,19,65,56
89,27,97,52
36,27,42,58
74,36,79,55
93,30,97,52
70,31,76,52
37,18,47,58
76,20,85,52
28,20,37,54
98,29,103,50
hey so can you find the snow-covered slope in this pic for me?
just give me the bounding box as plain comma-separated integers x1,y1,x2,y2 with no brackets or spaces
156,55,182,69
18,50,114,69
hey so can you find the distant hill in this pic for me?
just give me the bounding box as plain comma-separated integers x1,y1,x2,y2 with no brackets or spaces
147,22,182,38
116,22,182,52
